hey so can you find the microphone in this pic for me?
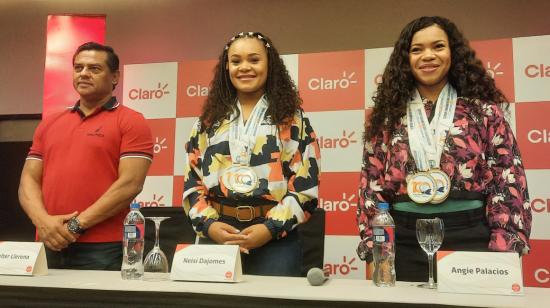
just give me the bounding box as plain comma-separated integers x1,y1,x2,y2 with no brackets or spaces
307,267,329,286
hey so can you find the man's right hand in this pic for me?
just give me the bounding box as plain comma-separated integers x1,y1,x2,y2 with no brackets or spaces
35,211,79,251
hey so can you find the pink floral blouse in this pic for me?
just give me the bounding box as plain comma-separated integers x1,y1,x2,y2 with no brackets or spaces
357,98,532,263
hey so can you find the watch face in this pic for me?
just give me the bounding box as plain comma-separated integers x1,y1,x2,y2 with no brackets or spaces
68,217,82,234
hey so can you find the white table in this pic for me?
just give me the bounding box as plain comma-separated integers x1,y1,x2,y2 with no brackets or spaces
0,269,548,307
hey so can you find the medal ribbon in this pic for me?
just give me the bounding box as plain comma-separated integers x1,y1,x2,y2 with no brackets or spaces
407,84,457,172
228,95,269,166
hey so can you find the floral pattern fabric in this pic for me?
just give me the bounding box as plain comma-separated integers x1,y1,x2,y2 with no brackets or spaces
357,98,532,263
183,111,321,240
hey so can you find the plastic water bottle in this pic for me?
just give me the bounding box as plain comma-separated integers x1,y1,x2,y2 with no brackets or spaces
372,202,396,287
121,202,145,280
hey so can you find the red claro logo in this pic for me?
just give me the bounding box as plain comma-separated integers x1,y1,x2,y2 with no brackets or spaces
524,64,550,78
532,198,550,213
319,130,357,149
324,256,359,276
535,268,550,283
129,83,170,100
225,271,233,279
485,61,504,79
138,194,166,207
527,129,550,143
512,283,521,292
186,84,209,97
308,71,358,91
154,137,168,154
26,266,33,273
320,193,357,212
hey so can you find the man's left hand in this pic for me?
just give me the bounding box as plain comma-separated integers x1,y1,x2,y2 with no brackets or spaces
63,222,82,239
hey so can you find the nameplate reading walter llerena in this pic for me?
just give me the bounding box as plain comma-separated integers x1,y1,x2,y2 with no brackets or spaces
0,242,48,276
0,253,31,260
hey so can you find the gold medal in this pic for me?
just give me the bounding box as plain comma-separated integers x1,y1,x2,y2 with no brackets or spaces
428,169,451,204
407,172,436,204
221,165,259,194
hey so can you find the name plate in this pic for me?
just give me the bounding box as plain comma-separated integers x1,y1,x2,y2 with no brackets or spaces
0,241,47,276
437,251,523,296
170,244,242,282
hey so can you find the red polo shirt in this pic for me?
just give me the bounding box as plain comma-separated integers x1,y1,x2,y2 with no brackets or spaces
28,97,153,242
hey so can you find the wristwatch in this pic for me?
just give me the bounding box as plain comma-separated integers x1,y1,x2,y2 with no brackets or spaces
67,216,86,234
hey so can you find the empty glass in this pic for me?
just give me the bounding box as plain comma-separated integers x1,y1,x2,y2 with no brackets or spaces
143,216,170,281
416,217,444,289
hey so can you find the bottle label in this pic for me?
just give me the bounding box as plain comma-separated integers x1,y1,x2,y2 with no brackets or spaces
373,226,394,244
124,225,137,240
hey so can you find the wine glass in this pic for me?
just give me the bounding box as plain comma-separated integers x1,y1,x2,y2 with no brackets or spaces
143,216,170,281
416,218,444,289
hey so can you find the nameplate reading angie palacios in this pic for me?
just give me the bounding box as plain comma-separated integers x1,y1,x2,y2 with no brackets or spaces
437,251,523,296
170,244,242,282
0,241,48,276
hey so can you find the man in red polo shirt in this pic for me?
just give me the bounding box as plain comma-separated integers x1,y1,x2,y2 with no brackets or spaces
18,42,153,270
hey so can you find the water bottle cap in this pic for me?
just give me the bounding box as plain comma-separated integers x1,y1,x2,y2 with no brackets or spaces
378,202,389,210
130,202,140,209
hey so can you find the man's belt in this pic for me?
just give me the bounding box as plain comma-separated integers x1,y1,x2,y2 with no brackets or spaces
211,202,275,222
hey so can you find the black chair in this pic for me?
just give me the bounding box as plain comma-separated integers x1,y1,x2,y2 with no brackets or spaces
140,207,195,268
0,141,35,241
298,207,325,276
140,206,325,276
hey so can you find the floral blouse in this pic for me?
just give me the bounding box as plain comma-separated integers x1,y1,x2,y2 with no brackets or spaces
357,98,532,263
183,111,321,240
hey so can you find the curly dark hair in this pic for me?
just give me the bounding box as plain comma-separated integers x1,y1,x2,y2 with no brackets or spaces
199,32,301,130
366,16,508,140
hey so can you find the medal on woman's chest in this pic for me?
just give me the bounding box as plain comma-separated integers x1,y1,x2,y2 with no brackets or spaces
221,164,259,194
428,169,451,203
406,172,436,203
406,85,456,205
223,96,267,194
406,169,450,204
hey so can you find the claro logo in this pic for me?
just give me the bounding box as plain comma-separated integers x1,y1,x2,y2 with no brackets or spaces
129,83,170,100
527,129,550,143
319,130,357,149
324,256,359,276
154,137,168,154
138,194,166,207
535,268,550,283
532,198,550,213
186,84,209,97
524,64,550,78
486,61,504,79
308,71,357,90
320,193,357,212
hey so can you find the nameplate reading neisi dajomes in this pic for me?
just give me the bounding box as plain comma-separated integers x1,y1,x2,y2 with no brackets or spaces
170,244,242,282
